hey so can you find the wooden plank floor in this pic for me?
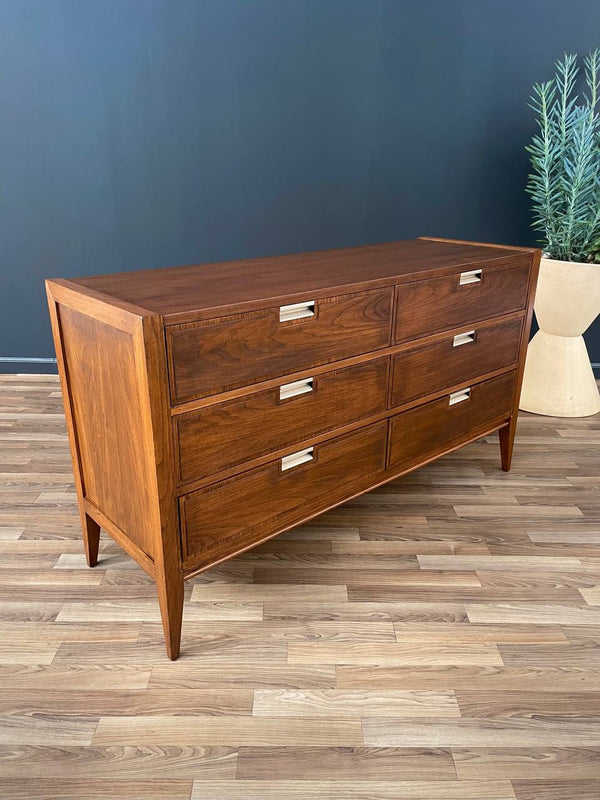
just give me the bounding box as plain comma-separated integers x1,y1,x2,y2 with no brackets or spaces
0,373,599,800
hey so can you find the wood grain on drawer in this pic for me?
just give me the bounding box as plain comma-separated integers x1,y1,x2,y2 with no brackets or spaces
180,421,387,570
167,287,392,404
388,371,517,472
390,316,522,407
176,357,389,484
394,255,531,343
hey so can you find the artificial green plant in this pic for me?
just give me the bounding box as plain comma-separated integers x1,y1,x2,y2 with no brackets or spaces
526,50,600,263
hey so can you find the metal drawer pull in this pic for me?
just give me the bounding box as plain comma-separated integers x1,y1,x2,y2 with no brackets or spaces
281,447,314,471
279,301,315,322
459,269,482,285
453,330,475,347
279,377,314,400
449,388,471,405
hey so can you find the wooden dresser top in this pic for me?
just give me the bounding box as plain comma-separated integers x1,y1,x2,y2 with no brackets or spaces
63,237,533,323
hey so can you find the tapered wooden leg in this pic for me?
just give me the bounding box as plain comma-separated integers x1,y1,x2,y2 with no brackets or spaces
82,512,100,567
155,567,184,660
499,417,517,472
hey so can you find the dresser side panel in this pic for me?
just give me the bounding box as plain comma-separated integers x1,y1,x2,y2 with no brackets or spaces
56,303,156,560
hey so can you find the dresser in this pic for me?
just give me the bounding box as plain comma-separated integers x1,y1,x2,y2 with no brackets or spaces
46,237,541,659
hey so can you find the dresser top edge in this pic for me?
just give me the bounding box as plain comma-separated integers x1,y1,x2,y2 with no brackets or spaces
49,238,537,323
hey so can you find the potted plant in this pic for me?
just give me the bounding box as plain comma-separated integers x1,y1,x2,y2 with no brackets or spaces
520,50,600,417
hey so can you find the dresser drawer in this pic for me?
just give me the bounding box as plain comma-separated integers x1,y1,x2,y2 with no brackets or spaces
394,255,531,343
390,316,522,407
180,420,387,570
176,357,389,484
388,371,517,472
167,287,392,404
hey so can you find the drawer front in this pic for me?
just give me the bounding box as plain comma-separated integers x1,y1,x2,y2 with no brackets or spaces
180,420,387,569
388,371,517,472
168,287,392,404
394,255,531,343
390,316,522,407
176,357,389,484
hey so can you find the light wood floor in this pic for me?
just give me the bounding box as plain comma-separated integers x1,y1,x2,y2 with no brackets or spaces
0,373,599,799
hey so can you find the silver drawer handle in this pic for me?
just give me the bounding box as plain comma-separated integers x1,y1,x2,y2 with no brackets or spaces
279,377,314,400
279,301,315,322
449,388,471,405
281,447,314,471
453,330,475,347
459,269,482,285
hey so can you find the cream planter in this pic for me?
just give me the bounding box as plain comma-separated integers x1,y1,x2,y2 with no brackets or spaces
520,257,600,417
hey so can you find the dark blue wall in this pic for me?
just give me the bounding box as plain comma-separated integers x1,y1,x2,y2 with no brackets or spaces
1,0,599,371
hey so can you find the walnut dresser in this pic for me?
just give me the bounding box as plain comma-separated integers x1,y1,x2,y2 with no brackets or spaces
46,237,541,659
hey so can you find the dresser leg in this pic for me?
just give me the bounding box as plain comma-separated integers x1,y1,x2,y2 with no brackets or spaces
156,568,184,660
82,513,100,567
499,418,516,472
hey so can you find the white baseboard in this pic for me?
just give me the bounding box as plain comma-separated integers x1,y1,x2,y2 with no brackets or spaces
0,357,599,374
0,357,57,364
